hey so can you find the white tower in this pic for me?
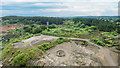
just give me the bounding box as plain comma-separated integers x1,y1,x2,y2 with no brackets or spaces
47,22,49,29
21,24,24,37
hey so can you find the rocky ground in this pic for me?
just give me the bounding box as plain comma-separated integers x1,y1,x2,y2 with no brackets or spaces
34,41,118,66
12,35,119,66
12,35,59,48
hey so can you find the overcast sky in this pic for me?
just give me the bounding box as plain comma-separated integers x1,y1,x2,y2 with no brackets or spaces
0,0,119,17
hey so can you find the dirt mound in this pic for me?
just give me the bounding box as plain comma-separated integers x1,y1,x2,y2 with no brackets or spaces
13,35,59,48
34,41,118,66
12,35,118,66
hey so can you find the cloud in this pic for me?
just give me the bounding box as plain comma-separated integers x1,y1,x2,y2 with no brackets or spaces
1,1,118,17
33,3,53,6
90,0,119,2
2,0,119,2
32,3,63,6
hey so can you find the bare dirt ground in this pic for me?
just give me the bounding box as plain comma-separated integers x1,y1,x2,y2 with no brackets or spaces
12,35,119,66
34,41,118,66
13,35,59,48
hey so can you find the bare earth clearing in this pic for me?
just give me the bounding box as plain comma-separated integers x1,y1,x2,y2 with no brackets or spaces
13,35,118,66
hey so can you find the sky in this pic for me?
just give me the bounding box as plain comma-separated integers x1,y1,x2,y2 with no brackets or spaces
0,0,119,17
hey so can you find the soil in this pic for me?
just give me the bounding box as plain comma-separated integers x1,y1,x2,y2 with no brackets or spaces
34,41,118,66
12,35,119,66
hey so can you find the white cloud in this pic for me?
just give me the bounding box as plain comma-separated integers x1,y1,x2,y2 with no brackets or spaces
32,2,117,16
110,8,118,11
1,1,118,16
32,3,63,6
33,3,52,6
2,0,119,2
91,0,119,2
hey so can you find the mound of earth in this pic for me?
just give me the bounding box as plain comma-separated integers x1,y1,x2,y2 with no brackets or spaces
12,35,118,66
12,35,59,48
33,41,118,66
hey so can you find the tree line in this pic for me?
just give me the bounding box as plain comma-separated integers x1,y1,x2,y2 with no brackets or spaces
2,16,120,33
2,16,67,25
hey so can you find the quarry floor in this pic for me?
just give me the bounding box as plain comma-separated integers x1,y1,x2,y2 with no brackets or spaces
13,35,119,66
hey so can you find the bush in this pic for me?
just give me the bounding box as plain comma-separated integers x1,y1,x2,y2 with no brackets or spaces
102,32,118,38
2,46,13,58
90,38,105,46
37,38,70,52
13,50,22,57
48,24,57,28
12,38,21,43
24,34,33,39
81,41,88,46
11,52,31,66
55,38,70,44
37,43,50,51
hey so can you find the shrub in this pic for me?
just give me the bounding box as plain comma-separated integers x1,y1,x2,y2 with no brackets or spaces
37,38,70,52
13,50,22,57
12,38,21,43
102,32,118,38
2,46,13,58
11,52,31,66
28,48,43,59
81,41,88,46
90,38,105,46
37,43,50,51
55,38,70,44
48,24,57,28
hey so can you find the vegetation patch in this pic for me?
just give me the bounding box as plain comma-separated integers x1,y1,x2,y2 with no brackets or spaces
81,41,88,46
2,38,70,66
90,38,105,46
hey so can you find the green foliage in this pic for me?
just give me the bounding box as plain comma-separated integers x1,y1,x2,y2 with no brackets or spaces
9,47,43,66
38,43,50,51
80,24,85,28
63,20,74,26
2,20,10,25
102,32,118,38
2,17,120,66
23,33,33,39
24,25,31,32
12,38,21,43
2,16,66,25
11,52,31,66
28,48,43,58
2,16,119,33
89,26,97,30
55,37,70,44
90,38,105,46
81,41,88,46
37,38,70,51
49,24,57,28
3,28,21,39
13,50,22,57
24,24,46,34
10,34,33,43
42,21,95,38
105,40,118,46
2,46,13,58
108,40,118,45
73,18,119,32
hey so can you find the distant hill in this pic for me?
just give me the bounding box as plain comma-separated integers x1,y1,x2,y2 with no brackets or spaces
63,16,119,19
2,16,119,19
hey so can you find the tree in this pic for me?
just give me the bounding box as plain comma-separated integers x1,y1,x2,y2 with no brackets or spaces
49,24,57,28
